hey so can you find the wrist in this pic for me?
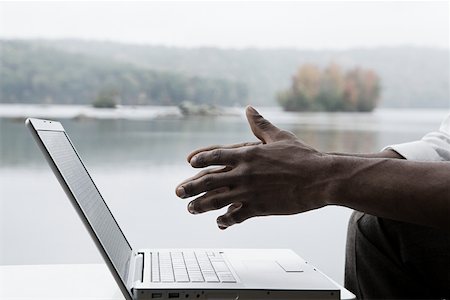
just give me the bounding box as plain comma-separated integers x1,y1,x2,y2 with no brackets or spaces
321,154,352,206
321,150,403,206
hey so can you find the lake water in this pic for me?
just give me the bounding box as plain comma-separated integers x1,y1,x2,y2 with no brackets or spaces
0,106,448,285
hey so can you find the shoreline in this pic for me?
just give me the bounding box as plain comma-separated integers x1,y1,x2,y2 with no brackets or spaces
0,103,447,122
0,103,247,120
0,104,182,120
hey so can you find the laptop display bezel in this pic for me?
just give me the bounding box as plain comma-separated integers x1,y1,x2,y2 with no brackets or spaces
26,118,134,300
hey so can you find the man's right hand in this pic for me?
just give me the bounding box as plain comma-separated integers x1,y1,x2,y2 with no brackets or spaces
175,106,335,229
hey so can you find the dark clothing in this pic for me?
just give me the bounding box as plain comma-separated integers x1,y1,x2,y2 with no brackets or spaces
344,211,450,299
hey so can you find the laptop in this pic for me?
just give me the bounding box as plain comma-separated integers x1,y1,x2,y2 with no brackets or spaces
26,117,352,300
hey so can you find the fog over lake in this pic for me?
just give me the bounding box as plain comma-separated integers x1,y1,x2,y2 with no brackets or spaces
0,106,447,284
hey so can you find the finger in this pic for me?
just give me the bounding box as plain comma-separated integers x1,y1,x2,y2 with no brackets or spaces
188,187,240,214
187,141,261,163
217,203,253,229
245,106,295,143
176,171,234,198
176,166,231,191
190,148,242,168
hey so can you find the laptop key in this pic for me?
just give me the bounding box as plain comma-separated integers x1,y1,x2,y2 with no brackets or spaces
190,276,205,282
175,276,189,282
204,274,220,282
211,261,230,272
217,272,236,283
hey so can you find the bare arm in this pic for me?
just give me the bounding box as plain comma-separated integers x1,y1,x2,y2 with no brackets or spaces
327,156,449,229
176,106,449,231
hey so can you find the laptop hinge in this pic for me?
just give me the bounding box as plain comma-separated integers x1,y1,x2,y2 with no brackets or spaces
126,252,144,291
133,253,144,283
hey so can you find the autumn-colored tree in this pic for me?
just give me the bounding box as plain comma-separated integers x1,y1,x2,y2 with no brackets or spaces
278,63,380,112
345,68,381,112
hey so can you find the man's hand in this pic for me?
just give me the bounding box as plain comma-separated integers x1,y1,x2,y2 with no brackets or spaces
175,106,334,229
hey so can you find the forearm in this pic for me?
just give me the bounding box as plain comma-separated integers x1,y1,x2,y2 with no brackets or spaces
326,156,450,230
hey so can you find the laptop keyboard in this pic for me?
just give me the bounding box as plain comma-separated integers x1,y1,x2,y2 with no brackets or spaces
150,251,236,283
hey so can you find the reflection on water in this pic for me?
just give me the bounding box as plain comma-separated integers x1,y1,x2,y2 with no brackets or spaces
0,108,447,285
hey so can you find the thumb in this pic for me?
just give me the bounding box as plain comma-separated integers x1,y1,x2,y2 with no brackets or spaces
245,106,286,143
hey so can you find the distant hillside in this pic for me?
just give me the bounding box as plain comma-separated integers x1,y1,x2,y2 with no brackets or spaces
0,40,247,106
38,40,450,108
1,39,449,108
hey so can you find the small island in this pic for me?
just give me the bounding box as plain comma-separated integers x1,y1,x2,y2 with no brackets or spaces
92,89,118,108
277,63,380,112
178,101,221,116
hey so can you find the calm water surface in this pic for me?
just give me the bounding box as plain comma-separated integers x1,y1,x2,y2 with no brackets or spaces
0,107,447,284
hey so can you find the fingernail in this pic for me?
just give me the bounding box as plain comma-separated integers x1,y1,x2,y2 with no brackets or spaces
217,220,227,229
218,225,227,230
190,155,197,166
248,106,258,114
188,202,197,214
176,186,186,198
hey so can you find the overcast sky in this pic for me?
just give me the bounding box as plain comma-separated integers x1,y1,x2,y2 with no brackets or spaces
0,1,448,49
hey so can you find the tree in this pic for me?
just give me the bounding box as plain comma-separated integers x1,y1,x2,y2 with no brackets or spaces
92,89,118,108
278,63,381,112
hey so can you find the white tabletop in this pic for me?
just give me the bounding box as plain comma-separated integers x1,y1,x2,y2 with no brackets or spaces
0,264,124,300
0,264,355,299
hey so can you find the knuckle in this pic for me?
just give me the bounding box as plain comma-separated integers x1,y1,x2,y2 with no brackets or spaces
201,175,214,190
192,200,202,212
239,167,253,185
195,154,205,166
183,182,194,195
197,154,206,166
221,213,234,226
276,130,295,140
242,146,259,162
235,171,248,187
228,214,237,224
233,211,248,224
257,117,271,130
210,197,222,209
213,187,225,194
211,149,222,162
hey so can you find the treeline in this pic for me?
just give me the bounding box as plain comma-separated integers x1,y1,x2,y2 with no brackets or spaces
278,64,380,112
0,41,247,106
38,39,449,108
1,39,448,108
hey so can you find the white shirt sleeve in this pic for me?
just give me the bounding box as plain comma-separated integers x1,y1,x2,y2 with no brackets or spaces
383,113,450,161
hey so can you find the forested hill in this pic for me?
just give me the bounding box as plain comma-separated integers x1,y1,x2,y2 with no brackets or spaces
1,39,449,108
0,40,247,106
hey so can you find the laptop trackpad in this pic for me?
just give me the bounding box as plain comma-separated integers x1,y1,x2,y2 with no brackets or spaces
242,260,281,273
241,259,301,286
276,260,303,272
242,259,303,273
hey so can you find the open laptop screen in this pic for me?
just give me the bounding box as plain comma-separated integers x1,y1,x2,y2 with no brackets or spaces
36,129,132,284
